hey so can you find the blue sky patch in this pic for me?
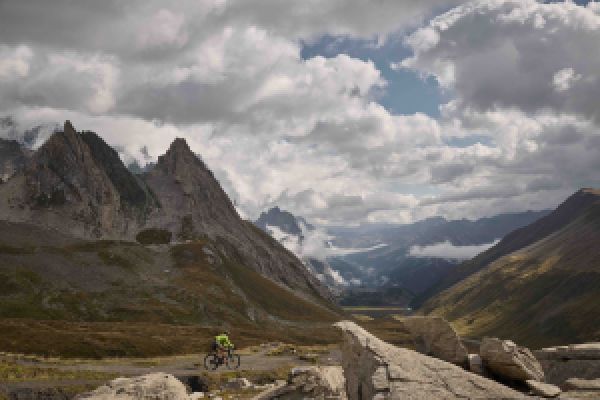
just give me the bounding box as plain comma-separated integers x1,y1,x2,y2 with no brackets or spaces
301,34,450,117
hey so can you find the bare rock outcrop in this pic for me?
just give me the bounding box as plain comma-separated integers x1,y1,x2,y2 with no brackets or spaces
75,373,190,400
535,343,600,386
334,321,526,399
480,337,544,382
0,121,156,238
252,367,346,399
396,316,468,366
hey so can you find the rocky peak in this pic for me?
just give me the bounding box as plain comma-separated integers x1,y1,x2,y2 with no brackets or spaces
0,121,158,237
37,120,87,167
256,207,304,236
157,137,206,175
255,207,315,237
0,138,26,182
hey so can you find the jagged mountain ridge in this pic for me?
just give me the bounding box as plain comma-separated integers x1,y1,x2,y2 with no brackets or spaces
336,210,549,294
254,205,551,302
254,206,349,290
419,189,600,347
0,121,331,302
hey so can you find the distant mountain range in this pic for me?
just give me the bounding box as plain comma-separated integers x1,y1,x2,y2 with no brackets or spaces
256,206,314,237
255,205,550,303
0,121,338,356
255,206,351,290
419,188,600,348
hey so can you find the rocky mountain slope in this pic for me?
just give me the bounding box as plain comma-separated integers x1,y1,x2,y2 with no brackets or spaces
0,121,340,356
0,121,330,302
419,189,600,347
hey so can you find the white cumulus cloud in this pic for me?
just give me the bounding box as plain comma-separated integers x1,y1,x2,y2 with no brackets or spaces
408,240,500,260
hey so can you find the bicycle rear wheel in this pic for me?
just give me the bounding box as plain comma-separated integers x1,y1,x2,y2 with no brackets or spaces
204,354,219,370
226,353,241,370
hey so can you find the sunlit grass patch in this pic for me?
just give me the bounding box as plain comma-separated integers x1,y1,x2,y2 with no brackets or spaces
0,360,118,383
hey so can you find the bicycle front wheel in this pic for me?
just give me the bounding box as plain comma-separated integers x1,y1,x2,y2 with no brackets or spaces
226,354,241,370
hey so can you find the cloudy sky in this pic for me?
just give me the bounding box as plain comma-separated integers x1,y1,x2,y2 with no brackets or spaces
1,0,599,226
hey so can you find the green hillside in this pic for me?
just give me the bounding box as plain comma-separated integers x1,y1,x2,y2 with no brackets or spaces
420,194,600,348
0,221,341,357
413,190,600,308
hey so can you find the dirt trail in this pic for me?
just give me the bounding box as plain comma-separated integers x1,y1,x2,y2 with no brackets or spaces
1,346,342,397
19,350,308,376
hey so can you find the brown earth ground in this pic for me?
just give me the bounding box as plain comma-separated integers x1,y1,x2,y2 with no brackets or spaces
0,343,342,399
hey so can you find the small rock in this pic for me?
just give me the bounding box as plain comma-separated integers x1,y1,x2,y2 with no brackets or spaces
224,377,251,390
372,366,389,391
525,380,561,398
261,367,346,399
535,343,600,361
564,378,600,391
75,373,189,400
480,337,544,382
468,353,485,376
189,393,205,400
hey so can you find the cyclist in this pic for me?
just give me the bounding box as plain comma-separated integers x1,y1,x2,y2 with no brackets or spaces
212,330,234,362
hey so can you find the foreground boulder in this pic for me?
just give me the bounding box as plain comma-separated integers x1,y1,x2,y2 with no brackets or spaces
396,316,468,366
480,337,544,382
252,366,346,399
334,321,526,399
75,373,189,400
535,343,600,386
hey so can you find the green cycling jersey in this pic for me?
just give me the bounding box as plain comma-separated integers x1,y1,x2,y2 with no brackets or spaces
215,334,234,349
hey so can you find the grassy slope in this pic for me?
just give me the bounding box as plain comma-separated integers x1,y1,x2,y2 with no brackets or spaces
0,222,341,357
412,189,600,308
420,202,600,348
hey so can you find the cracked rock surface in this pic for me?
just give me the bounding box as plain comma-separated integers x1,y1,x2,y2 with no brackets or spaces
335,321,527,400
481,338,544,383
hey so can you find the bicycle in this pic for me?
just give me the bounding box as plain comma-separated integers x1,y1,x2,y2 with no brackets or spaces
204,348,241,370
